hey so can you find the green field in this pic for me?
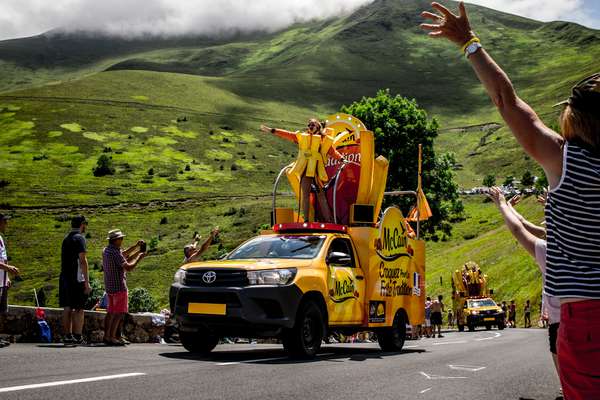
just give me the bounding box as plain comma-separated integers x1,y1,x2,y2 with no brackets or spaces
0,0,598,322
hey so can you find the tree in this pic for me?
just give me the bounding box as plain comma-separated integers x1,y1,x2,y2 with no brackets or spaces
483,174,496,187
521,170,534,187
535,170,549,193
341,89,462,236
92,155,115,177
503,175,515,187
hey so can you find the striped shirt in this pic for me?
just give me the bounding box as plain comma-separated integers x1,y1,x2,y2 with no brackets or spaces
545,141,600,298
102,244,127,294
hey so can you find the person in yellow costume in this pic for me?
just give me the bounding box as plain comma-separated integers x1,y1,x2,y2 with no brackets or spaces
261,119,345,222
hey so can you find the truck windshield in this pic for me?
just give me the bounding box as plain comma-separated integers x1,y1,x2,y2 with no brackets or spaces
468,299,497,308
227,235,325,260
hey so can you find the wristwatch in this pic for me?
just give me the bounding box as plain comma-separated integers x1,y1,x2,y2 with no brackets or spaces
465,41,482,58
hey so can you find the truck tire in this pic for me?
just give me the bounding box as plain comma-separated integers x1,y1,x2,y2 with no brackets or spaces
282,301,324,359
377,312,406,352
180,331,219,355
485,324,492,331
498,322,505,330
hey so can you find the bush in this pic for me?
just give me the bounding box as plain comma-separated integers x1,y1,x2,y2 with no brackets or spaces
92,155,115,177
521,170,534,187
128,287,157,313
84,275,104,310
149,237,159,252
160,217,168,225
148,168,154,176
0,179,10,188
185,164,191,171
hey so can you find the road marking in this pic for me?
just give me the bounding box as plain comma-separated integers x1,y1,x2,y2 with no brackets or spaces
216,353,336,365
404,345,419,348
419,371,467,380
432,340,467,346
448,364,487,372
419,387,432,394
0,373,147,393
475,332,501,341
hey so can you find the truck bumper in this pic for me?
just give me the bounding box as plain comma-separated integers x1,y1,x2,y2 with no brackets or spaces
467,313,504,326
170,283,303,336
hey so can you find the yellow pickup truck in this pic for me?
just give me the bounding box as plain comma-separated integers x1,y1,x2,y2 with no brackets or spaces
169,114,429,358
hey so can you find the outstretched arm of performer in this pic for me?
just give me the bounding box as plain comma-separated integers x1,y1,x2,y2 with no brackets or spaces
260,125,298,143
420,2,563,187
487,187,537,257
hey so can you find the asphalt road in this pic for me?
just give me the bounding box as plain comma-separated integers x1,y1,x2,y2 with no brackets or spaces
0,329,561,400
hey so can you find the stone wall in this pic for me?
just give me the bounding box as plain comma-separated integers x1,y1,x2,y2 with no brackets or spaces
0,305,165,343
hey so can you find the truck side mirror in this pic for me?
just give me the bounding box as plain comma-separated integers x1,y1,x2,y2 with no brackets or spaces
327,252,352,267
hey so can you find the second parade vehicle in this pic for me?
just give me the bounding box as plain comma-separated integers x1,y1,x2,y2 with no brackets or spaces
170,114,429,358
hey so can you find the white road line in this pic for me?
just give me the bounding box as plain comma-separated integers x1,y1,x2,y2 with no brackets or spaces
432,340,467,346
419,387,432,394
448,364,487,372
419,371,468,380
475,332,502,341
0,373,147,393
404,345,419,348
216,353,336,366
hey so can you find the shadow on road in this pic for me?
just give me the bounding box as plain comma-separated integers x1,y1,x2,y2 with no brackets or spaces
159,345,426,364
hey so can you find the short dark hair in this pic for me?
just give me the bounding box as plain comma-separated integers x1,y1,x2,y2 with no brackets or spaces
71,215,87,228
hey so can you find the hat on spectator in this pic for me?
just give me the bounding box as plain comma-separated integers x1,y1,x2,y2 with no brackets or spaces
107,229,126,241
554,72,600,115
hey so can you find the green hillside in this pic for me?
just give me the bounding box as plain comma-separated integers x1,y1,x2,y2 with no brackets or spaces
0,0,598,315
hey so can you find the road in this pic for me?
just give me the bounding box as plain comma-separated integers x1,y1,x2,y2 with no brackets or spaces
0,329,561,400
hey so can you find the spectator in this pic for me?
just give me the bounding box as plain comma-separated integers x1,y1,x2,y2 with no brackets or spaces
508,300,516,328
430,295,445,338
501,301,508,326
183,227,219,263
447,309,454,329
420,3,600,397
59,215,91,345
487,186,562,395
0,214,20,348
524,300,531,328
424,296,432,338
102,229,145,346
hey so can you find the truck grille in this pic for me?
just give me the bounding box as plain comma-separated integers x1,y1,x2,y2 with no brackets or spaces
185,269,249,287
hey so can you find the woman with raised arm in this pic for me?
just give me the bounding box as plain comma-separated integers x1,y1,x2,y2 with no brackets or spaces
261,119,345,222
419,3,600,398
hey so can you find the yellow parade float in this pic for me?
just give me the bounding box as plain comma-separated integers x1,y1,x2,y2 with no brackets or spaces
170,114,431,358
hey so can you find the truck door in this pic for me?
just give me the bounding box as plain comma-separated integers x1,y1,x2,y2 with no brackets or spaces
326,237,366,325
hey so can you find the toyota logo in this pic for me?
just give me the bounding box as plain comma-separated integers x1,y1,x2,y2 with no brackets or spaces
202,271,217,284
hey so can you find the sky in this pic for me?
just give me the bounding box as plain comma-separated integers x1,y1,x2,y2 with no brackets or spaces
0,0,598,41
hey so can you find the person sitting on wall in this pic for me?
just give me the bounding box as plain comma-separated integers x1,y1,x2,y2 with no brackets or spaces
260,119,346,223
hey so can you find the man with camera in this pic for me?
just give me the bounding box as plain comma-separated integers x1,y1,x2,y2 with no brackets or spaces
102,229,145,346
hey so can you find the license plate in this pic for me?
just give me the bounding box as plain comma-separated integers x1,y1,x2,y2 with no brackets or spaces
484,317,495,321
187,303,226,315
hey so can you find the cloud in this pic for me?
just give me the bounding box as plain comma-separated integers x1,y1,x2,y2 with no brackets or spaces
464,0,599,29
0,0,374,41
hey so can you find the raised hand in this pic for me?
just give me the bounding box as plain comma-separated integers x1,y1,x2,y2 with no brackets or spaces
486,186,506,208
260,125,272,133
508,194,522,207
420,2,475,47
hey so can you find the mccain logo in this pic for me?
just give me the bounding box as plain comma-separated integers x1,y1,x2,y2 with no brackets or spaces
376,208,413,261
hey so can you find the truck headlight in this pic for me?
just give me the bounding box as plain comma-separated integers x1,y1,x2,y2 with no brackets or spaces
174,268,186,284
470,310,479,315
247,268,297,286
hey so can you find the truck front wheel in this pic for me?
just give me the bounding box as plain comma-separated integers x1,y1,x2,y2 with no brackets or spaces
282,301,324,359
180,330,219,355
377,312,406,352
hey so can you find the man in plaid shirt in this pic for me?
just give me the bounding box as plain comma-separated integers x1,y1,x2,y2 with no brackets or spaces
102,229,145,346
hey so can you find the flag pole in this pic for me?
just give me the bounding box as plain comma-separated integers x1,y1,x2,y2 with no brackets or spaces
417,144,422,239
